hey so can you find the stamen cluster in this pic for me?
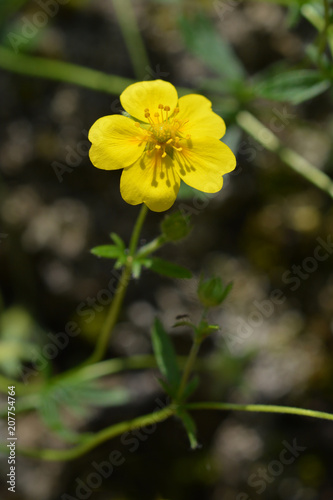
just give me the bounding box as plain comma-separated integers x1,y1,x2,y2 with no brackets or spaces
135,103,190,159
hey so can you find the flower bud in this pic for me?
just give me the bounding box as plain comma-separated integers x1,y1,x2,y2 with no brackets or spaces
197,276,232,308
161,212,192,242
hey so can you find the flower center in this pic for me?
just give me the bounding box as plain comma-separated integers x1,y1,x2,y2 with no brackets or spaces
135,103,190,160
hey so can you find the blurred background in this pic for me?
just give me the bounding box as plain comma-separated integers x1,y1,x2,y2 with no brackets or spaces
0,0,333,499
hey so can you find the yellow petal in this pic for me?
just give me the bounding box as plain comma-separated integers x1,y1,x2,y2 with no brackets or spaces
89,115,147,170
120,80,178,123
174,137,236,192
177,94,226,139
120,151,180,212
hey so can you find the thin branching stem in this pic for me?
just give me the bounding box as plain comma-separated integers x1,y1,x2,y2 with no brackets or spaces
84,204,149,366
236,110,333,199
6,402,333,461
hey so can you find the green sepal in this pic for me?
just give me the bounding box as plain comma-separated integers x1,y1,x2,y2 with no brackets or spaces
161,211,192,241
151,318,181,394
198,277,233,308
196,321,220,342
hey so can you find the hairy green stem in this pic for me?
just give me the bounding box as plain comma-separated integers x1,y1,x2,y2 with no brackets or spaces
136,235,168,259
176,340,201,402
0,45,190,95
112,0,150,80
8,401,333,461
236,110,333,199
13,405,175,461
128,204,149,257
319,0,331,58
0,46,134,94
84,205,148,366
185,402,333,422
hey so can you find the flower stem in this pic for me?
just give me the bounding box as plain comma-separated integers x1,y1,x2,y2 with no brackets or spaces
236,110,333,199
318,0,331,58
11,405,175,461
0,45,191,96
184,402,333,422
84,204,148,366
136,235,168,258
128,204,149,257
0,46,133,95
9,401,333,461
176,339,201,402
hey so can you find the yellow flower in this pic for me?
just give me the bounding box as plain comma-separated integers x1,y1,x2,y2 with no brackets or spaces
89,80,236,212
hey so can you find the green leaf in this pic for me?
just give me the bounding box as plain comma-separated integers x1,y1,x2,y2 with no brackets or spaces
38,379,129,442
91,244,124,259
131,259,142,279
301,2,325,31
151,318,181,392
253,70,330,104
143,257,192,279
177,409,199,449
178,14,245,81
156,377,176,398
39,396,83,444
110,232,126,251
182,375,200,401
71,387,129,407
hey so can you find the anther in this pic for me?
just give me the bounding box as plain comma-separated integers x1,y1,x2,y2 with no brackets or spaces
164,106,170,111
158,104,164,109
144,108,149,112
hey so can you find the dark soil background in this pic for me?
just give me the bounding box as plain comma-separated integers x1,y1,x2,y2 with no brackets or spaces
0,1,333,499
